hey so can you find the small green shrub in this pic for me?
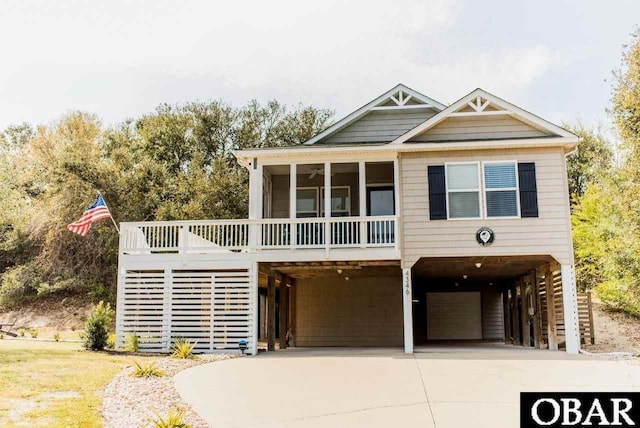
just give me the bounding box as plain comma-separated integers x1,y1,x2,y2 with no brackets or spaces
18,329,25,337
29,328,38,338
0,333,4,340
131,361,164,378
150,409,191,428
171,337,197,359
106,333,116,349
81,301,115,350
126,333,139,352
53,332,60,342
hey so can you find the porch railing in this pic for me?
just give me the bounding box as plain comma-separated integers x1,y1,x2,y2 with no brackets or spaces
120,216,398,255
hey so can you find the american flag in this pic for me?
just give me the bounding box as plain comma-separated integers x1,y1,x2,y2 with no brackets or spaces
66,195,113,237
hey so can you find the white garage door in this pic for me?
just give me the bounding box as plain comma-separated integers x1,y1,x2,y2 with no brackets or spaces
426,292,482,340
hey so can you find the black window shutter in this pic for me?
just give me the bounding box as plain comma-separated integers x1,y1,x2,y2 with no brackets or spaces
518,162,539,218
428,165,447,220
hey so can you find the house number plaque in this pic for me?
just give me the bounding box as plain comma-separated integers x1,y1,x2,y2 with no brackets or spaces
476,227,495,246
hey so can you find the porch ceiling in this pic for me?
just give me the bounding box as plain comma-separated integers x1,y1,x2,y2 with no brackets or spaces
260,260,401,281
412,255,554,282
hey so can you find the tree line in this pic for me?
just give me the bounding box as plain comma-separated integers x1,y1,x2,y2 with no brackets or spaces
0,101,332,305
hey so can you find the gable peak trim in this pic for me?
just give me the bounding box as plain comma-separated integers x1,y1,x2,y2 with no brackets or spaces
389,88,578,145
303,83,446,145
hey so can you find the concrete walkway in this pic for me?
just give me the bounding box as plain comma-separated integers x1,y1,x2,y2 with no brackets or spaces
174,346,640,428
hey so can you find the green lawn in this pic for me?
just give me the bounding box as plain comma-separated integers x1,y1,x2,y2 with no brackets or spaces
0,339,155,427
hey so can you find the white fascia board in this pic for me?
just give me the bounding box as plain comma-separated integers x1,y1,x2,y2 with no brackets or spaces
390,88,579,145
234,136,579,165
301,84,446,146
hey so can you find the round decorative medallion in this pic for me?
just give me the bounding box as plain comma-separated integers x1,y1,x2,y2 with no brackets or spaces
476,227,495,246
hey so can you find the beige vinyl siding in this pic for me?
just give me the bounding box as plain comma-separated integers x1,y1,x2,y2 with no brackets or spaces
481,288,505,340
294,275,403,346
321,109,438,144
409,115,552,142
400,147,573,268
426,292,482,340
270,175,290,218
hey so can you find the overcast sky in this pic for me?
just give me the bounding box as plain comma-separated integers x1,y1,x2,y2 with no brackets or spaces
0,0,638,131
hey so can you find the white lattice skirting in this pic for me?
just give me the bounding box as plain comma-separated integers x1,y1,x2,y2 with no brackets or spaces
115,262,256,354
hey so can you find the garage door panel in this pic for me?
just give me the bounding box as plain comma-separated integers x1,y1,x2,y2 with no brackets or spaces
426,292,482,340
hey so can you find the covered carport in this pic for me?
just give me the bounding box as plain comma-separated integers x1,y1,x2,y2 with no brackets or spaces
410,256,586,351
258,260,403,351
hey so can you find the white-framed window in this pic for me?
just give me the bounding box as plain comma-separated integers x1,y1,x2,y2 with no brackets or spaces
320,186,351,217
445,162,482,219
296,187,319,218
483,161,519,218
444,160,521,220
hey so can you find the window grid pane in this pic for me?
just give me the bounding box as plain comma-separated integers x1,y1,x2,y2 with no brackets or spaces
446,164,479,190
484,163,517,189
448,192,480,218
486,190,518,217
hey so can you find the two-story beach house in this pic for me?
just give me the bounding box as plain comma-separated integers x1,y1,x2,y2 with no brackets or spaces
115,84,585,356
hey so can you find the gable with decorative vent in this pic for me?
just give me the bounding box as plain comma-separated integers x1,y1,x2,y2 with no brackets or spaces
307,84,445,145
409,95,553,142
391,89,576,145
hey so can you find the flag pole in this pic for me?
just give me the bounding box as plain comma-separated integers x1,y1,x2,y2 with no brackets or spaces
96,190,120,234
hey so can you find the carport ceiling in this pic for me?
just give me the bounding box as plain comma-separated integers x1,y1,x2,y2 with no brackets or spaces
413,256,554,281
261,260,401,279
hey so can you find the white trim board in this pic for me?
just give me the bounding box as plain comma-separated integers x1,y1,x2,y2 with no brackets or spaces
235,136,580,166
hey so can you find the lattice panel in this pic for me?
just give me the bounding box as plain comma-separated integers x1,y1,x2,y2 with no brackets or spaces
117,267,254,353
538,268,593,347
119,270,166,351
170,270,214,353
212,271,253,350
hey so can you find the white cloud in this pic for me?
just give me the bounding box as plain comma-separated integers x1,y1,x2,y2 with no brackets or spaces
419,45,557,104
0,0,564,127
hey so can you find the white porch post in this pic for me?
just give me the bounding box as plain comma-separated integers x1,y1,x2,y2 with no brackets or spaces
402,268,414,353
561,264,580,354
358,161,367,247
289,163,297,219
324,162,331,254
289,163,297,249
257,164,264,220
393,157,400,256
248,161,263,250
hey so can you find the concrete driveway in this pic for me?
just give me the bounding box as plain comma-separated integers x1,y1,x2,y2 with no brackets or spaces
174,345,640,428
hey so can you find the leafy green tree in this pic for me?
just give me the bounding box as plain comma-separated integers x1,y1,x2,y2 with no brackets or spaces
578,29,640,314
563,123,613,201
612,30,640,174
